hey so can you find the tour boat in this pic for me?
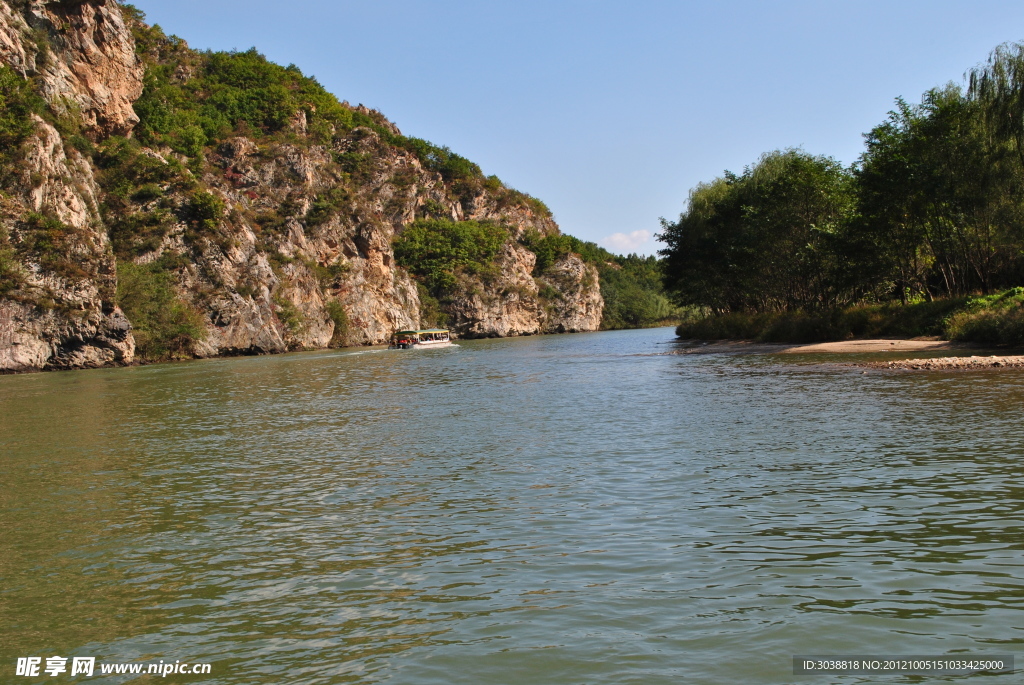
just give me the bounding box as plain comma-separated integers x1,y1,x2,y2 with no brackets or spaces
388,329,453,349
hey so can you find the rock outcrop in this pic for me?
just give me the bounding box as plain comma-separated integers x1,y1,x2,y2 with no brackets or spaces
0,0,602,373
35,0,142,137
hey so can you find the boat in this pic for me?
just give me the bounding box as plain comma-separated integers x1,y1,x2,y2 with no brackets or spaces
388,329,453,349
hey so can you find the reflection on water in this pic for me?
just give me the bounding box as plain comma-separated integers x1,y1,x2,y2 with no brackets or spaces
2,328,1023,683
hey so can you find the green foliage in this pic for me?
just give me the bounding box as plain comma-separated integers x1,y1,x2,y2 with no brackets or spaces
675,298,969,343
535,283,559,301
95,137,194,259
419,198,448,219
108,209,174,259
118,3,147,24
857,86,1024,299
96,136,193,200
598,254,683,329
662,41,1024,328
675,291,1024,346
945,288,1024,346
393,218,508,292
521,230,681,328
273,295,304,334
116,259,206,359
660,149,856,314
306,188,350,226
391,136,481,183
334,151,374,181
324,300,349,347
187,190,225,230
969,42,1024,167
521,230,578,274
133,46,359,156
0,65,44,153
0,228,24,296
17,213,93,280
416,282,449,328
127,24,492,195
305,258,348,287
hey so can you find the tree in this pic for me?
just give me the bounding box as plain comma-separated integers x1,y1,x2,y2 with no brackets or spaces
857,85,1024,298
659,150,856,313
969,42,1024,169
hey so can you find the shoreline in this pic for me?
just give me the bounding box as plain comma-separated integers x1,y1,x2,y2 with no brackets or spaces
674,336,1024,370
673,337,973,355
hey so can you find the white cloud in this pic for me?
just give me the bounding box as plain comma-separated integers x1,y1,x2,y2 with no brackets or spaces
599,230,651,253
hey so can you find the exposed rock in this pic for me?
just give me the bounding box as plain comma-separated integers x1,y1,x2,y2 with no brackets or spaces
861,355,1024,371
25,0,144,138
22,114,99,226
538,253,603,333
446,242,542,338
0,2,30,75
0,299,134,372
0,112,134,372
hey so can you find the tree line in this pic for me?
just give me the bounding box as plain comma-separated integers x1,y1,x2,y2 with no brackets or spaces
659,42,1024,314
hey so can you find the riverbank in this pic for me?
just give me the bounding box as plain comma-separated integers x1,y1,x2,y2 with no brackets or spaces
675,288,1024,348
861,355,1024,370
673,336,1024,371
673,338,969,355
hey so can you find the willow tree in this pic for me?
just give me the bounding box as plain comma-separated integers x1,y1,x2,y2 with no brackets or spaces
859,84,1024,296
969,42,1024,168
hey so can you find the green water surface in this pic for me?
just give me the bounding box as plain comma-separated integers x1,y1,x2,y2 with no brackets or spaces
2,328,1022,683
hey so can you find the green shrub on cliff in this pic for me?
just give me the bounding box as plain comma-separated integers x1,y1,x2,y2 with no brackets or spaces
520,231,577,274
393,219,508,292
133,47,346,155
17,213,94,281
0,233,24,296
116,259,206,359
0,65,44,157
325,300,349,347
187,190,225,230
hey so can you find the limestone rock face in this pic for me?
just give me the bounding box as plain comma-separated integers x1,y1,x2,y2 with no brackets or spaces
445,242,542,338
0,113,135,372
537,253,604,333
27,0,143,137
0,300,134,372
22,114,99,226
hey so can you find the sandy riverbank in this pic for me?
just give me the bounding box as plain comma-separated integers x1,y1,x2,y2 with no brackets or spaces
674,338,970,355
674,337,1024,370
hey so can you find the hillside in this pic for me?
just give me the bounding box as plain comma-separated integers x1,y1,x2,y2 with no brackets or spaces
0,0,604,372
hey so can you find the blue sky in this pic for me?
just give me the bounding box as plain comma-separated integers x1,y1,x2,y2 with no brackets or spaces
129,0,1024,255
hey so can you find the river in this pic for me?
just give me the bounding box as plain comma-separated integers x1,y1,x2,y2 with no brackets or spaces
2,327,1022,683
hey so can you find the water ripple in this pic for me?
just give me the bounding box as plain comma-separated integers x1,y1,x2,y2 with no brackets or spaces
2,329,1023,683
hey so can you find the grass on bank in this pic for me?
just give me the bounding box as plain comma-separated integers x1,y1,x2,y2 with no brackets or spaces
675,288,1024,347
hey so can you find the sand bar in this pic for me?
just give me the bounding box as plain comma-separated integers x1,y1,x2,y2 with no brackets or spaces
674,338,968,355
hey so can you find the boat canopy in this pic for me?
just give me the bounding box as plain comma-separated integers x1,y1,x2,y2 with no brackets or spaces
393,329,449,336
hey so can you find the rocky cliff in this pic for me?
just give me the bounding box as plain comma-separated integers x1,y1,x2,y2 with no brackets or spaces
0,0,602,373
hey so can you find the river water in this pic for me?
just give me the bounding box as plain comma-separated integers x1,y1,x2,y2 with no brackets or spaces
2,327,1023,683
